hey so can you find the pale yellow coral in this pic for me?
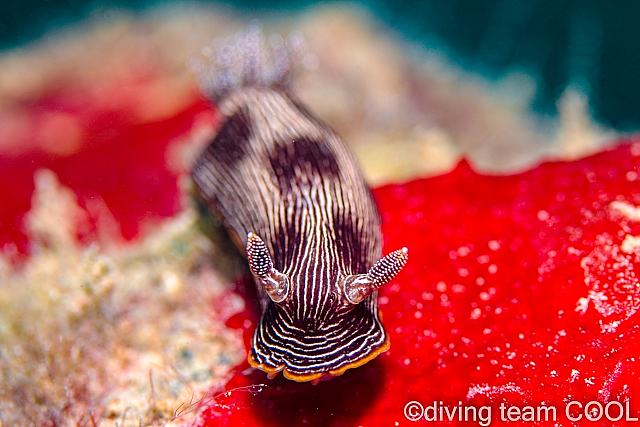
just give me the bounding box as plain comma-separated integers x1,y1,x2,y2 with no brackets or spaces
0,170,244,426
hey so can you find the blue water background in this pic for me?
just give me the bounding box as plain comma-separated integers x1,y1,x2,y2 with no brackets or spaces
1,0,638,131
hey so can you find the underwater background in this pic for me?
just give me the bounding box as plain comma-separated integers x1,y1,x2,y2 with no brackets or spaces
2,0,639,130
2,1,640,426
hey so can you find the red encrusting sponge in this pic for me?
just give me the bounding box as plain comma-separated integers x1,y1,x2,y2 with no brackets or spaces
203,141,640,427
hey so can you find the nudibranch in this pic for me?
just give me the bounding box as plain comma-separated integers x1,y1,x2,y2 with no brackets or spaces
191,24,408,383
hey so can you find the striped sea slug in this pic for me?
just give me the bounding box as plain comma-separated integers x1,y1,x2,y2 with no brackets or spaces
191,24,408,383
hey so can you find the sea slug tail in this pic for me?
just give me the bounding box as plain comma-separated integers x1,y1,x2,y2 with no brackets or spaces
190,21,316,102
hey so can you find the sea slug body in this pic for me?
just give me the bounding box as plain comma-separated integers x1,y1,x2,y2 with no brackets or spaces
191,24,408,383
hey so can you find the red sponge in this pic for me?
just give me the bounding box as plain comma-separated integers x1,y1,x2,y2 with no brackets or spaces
204,140,640,427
